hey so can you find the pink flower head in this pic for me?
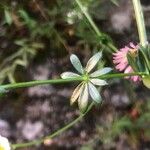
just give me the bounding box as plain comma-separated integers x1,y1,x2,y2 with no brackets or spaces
113,42,140,82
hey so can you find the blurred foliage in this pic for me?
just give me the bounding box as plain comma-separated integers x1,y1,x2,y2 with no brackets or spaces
0,39,43,83
80,100,150,149
0,0,117,83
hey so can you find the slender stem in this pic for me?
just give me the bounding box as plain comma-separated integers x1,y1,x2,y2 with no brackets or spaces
10,72,146,149
132,0,147,46
75,0,117,52
12,102,94,149
0,72,146,91
1,78,83,90
100,72,146,79
75,0,101,36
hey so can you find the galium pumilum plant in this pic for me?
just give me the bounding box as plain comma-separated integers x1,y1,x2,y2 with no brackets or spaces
61,52,112,112
0,0,150,149
0,49,148,150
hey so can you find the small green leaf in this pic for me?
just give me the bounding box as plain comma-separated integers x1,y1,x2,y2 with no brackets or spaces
136,51,146,72
15,39,27,46
143,76,150,89
85,52,102,73
0,86,7,97
4,9,13,25
18,9,36,29
70,54,84,74
90,67,112,77
61,72,80,79
88,82,101,103
78,83,88,113
127,53,138,72
70,82,84,105
14,59,27,67
111,0,119,6
138,47,150,72
90,79,108,86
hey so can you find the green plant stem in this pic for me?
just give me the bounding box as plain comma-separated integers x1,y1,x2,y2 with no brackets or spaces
75,0,117,52
12,102,94,149
0,72,146,91
1,78,83,90
100,72,146,79
132,0,147,46
10,72,146,149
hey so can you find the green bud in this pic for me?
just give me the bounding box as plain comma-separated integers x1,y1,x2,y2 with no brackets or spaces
142,76,150,89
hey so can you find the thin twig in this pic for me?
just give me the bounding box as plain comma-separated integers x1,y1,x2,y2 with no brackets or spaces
132,0,147,46
12,102,94,149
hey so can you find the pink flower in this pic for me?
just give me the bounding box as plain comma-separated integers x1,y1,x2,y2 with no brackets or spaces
113,42,140,82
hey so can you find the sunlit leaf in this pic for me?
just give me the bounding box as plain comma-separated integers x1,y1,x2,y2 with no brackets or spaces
127,53,138,72
61,72,81,79
90,67,112,77
70,54,84,74
143,76,150,89
111,0,119,6
85,52,102,73
70,82,84,105
91,79,108,86
78,83,88,112
14,59,27,67
8,73,15,83
0,86,7,97
18,9,36,29
4,9,13,25
88,82,101,103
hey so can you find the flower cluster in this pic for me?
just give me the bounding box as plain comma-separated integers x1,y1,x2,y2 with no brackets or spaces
61,52,112,112
113,42,140,82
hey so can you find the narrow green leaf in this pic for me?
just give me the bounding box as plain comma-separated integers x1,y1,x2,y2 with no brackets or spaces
4,10,13,25
61,72,80,79
0,86,7,97
142,76,150,89
70,54,84,74
136,50,146,72
88,82,101,103
85,52,102,73
139,46,150,72
90,67,112,77
70,82,84,105
90,79,108,86
111,0,119,6
78,83,88,112
127,53,138,72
